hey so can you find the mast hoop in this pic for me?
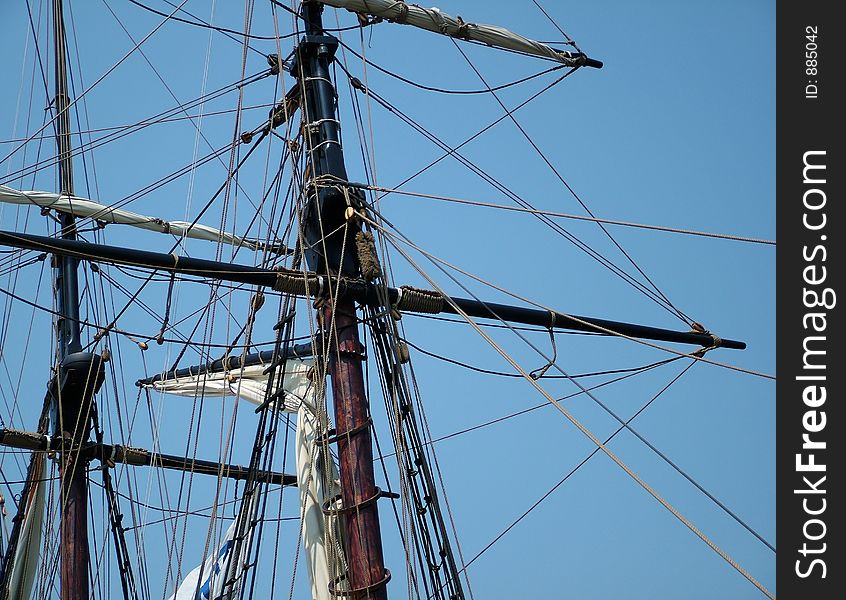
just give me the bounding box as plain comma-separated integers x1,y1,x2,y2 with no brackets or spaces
328,569,392,598
316,417,373,446
320,487,398,517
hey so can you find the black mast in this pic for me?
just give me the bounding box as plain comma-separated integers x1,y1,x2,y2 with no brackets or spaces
51,2,105,599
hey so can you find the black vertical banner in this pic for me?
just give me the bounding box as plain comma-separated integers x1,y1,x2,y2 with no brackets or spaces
777,2,843,598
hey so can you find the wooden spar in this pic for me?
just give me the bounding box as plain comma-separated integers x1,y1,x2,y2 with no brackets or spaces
0,430,297,487
51,3,102,599
136,343,315,386
297,2,390,597
0,230,747,350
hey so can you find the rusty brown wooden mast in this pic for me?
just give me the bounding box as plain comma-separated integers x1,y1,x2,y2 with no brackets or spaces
294,1,390,597
51,2,104,599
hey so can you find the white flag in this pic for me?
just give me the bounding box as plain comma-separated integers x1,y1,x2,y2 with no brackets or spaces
168,513,248,600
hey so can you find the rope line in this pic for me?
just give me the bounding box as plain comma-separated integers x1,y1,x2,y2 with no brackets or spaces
379,233,774,598
363,210,775,381
349,183,775,246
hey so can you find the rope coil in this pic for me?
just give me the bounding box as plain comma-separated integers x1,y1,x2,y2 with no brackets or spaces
273,270,326,297
355,231,382,281
395,285,444,314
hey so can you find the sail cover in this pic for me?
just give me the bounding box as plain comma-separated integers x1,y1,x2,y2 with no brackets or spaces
320,0,590,66
0,185,261,250
5,453,46,600
148,358,343,600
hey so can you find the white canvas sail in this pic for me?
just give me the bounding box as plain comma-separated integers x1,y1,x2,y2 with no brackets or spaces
0,185,262,251
5,453,46,600
320,0,593,66
148,358,343,600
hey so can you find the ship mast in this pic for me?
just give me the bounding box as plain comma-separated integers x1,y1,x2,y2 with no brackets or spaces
295,1,391,597
51,1,105,598
0,4,757,597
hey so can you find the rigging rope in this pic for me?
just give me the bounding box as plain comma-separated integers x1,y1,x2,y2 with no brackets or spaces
337,40,567,95
353,183,776,246
364,211,775,381
336,66,695,322
377,226,775,599
451,40,692,326
0,0,197,171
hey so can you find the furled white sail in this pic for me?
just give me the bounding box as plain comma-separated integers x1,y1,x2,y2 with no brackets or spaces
148,358,343,600
6,453,46,600
0,185,261,250
320,0,593,66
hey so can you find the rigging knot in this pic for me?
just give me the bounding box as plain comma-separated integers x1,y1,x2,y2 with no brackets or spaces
266,53,281,75
110,444,149,466
240,131,254,144
454,16,472,40
395,286,444,314
392,1,410,24
151,217,171,234
689,322,723,356
689,321,706,333
308,174,342,190
430,7,448,34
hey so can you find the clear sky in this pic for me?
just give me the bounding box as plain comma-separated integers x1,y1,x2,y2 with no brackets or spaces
0,1,774,599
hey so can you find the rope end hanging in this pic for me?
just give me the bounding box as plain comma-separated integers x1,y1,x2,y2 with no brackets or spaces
529,312,557,379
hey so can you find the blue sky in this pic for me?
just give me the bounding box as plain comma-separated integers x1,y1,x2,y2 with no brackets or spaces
0,1,774,598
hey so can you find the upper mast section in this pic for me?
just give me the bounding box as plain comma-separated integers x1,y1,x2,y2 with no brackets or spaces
320,0,603,68
51,2,106,599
